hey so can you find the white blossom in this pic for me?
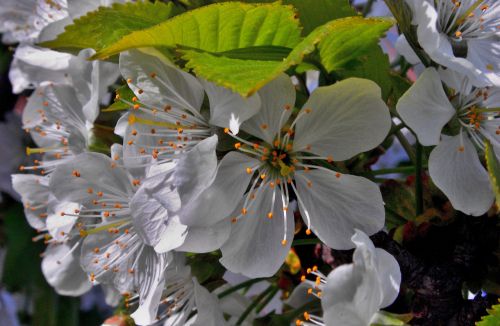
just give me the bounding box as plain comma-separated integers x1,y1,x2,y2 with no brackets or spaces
398,0,500,87
116,50,260,173
292,230,401,326
397,67,499,215
178,75,391,277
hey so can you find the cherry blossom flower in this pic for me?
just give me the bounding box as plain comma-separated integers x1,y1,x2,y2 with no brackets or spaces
397,0,500,87
292,230,401,326
116,50,260,172
178,75,391,277
397,67,500,215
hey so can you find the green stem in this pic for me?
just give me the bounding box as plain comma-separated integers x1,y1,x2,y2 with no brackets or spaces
390,123,406,135
362,0,375,16
476,107,500,113
93,123,115,132
236,285,275,325
360,165,427,176
292,238,321,246
255,286,279,313
217,278,268,299
395,130,416,164
282,300,321,324
415,142,424,215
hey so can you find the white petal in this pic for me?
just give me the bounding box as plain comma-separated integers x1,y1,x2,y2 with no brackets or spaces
23,84,89,153
131,249,171,326
103,285,121,307
467,39,500,87
395,35,420,64
284,281,318,309
294,169,385,249
12,174,49,230
429,135,494,215
220,186,294,278
42,241,92,296
173,135,218,204
241,74,296,143
46,196,79,241
119,50,204,114
396,68,455,146
130,173,186,252
201,79,261,134
191,279,228,326
176,219,231,253
322,264,358,309
8,45,72,94
375,248,401,308
49,152,133,205
350,230,401,308
293,78,391,161
114,112,129,137
180,152,259,227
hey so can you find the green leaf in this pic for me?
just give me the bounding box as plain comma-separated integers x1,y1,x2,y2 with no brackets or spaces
477,299,500,326
40,1,181,53
371,311,413,326
102,84,135,112
485,139,500,205
92,2,303,59
285,0,356,35
337,44,411,101
317,17,394,72
182,16,393,96
214,0,357,35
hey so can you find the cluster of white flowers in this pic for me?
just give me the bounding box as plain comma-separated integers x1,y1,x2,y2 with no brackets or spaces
396,0,500,216
5,0,499,325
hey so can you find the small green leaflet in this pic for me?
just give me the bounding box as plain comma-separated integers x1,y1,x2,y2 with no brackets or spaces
102,84,135,112
92,2,303,59
40,1,181,53
477,299,500,326
484,139,500,206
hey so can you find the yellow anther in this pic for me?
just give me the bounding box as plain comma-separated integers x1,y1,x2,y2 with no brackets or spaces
246,167,253,174
267,212,273,219
281,239,287,246
305,229,312,235
241,208,247,215
235,143,242,149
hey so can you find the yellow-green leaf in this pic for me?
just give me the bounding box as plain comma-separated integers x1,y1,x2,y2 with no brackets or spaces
484,139,500,205
477,299,500,326
92,2,303,59
40,1,181,53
